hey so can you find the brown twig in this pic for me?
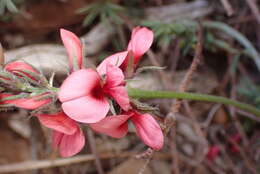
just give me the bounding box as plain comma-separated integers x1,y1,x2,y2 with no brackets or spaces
0,43,4,67
201,104,222,128
236,109,260,122
169,113,179,174
135,20,204,174
137,153,154,174
170,39,181,72
209,125,239,174
222,132,257,174
86,128,105,174
174,114,208,166
0,152,171,173
165,22,204,131
204,160,225,174
183,101,208,160
245,0,260,24
165,22,204,174
220,0,234,16
228,55,250,147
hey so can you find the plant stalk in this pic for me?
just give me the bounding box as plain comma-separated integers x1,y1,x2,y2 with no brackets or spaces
127,88,260,117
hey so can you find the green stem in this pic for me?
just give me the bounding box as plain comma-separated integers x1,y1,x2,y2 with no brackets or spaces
127,88,260,117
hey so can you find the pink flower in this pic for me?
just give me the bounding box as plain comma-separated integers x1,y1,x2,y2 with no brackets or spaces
0,93,51,110
36,112,85,157
90,110,164,150
59,28,130,123
59,64,131,123
4,61,39,80
96,51,129,75
97,27,153,75
228,133,241,153
60,29,83,71
206,145,220,161
124,27,154,68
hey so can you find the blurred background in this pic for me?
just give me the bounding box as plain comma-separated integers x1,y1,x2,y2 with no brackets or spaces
0,0,260,173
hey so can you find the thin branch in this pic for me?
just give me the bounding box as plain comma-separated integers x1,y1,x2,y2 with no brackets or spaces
165,21,204,134
0,152,171,173
223,133,257,174
236,109,260,122
201,104,222,128
0,43,4,67
167,22,204,174
245,0,260,24
86,128,104,174
220,0,234,16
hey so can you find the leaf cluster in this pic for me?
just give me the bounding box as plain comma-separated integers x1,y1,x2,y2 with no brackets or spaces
77,0,125,27
0,0,21,15
142,20,196,50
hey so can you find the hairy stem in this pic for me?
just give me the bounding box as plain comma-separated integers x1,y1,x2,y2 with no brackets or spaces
127,88,260,117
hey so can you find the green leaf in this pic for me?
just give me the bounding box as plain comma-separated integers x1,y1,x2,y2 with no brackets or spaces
78,0,124,27
107,2,124,12
5,0,18,13
82,10,99,26
76,3,98,14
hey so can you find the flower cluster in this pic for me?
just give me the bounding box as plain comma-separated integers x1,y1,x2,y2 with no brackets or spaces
0,27,164,157
0,61,52,109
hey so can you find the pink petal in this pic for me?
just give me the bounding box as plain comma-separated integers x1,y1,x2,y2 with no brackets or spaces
5,61,39,80
59,69,101,102
106,86,130,111
127,27,153,64
0,93,12,105
97,51,129,75
5,61,38,74
104,64,125,88
90,115,131,138
36,112,77,135
206,145,220,161
60,29,83,71
52,127,85,157
62,95,110,123
13,97,51,110
1,93,51,110
131,113,164,150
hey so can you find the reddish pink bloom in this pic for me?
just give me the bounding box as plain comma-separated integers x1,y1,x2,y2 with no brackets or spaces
60,29,83,71
36,112,85,157
4,61,39,80
206,145,220,161
0,93,51,110
59,64,130,123
97,51,129,75
124,27,153,68
90,110,164,150
229,133,241,153
97,27,153,75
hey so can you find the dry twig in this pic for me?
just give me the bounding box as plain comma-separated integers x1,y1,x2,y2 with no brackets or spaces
0,152,171,173
0,43,4,67
245,0,260,24
86,128,105,174
164,22,204,174
223,132,257,174
220,0,234,16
